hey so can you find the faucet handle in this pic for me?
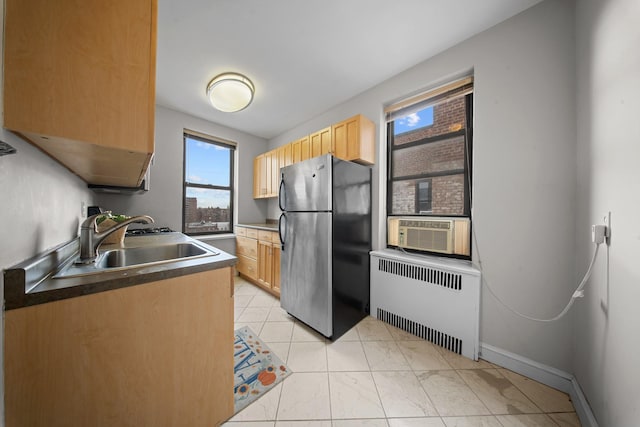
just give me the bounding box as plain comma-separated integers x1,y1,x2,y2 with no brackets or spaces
81,213,103,230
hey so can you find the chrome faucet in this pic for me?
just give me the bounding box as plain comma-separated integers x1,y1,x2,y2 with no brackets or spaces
77,214,154,264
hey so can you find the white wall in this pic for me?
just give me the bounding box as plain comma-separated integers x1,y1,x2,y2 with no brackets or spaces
268,0,577,371
574,0,640,424
96,105,269,235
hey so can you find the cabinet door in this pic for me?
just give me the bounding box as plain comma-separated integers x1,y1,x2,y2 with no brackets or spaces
269,149,279,198
300,136,311,161
272,245,281,294
4,269,233,426
257,240,273,289
332,115,375,165
253,154,266,198
310,127,332,158
3,0,157,187
292,140,301,163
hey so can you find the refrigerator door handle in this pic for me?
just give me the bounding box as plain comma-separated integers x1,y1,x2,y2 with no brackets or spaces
278,175,285,211
278,213,286,250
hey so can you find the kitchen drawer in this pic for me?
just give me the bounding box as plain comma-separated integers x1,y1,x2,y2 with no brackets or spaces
246,228,259,239
258,230,278,244
235,226,247,237
236,236,257,259
236,255,257,280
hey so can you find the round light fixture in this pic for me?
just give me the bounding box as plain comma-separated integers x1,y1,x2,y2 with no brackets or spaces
206,72,255,113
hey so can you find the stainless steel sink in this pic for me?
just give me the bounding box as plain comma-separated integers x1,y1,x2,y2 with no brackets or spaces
97,243,211,268
53,241,219,279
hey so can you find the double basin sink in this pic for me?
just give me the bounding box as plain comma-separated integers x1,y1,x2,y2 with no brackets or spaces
53,236,220,279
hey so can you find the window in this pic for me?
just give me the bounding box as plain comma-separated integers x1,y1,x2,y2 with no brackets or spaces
183,131,235,235
386,77,473,257
416,179,432,213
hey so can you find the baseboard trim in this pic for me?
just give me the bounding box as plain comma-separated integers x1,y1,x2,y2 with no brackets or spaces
479,343,598,427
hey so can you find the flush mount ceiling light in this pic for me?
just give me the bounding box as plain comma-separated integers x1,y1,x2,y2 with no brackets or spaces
206,72,255,113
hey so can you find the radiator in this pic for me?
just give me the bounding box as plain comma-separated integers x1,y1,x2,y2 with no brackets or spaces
370,249,481,360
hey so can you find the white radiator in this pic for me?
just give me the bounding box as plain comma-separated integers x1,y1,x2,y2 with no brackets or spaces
370,249,481,360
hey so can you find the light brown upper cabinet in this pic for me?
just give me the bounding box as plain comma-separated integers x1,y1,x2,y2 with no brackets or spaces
3,0,157,187
310,127,332,158
332,115,375,165
253,114,374,199
300,136,311,162
253,154,266,198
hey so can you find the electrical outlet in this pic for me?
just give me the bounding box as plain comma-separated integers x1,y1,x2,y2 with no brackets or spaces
81,201,87,218
603,211,611,244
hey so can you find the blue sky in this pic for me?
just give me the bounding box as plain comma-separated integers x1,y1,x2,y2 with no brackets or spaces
185,137,231,209
394,106,434,135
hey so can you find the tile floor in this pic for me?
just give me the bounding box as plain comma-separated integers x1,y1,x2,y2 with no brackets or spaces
225,277,581,427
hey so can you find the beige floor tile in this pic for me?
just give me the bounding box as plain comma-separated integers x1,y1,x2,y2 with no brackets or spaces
547,412,581,427
228,383,282,422
363,341,411,371
332,419,389,427
495,414,558,427
287,341,328,372
259,322,295,342
397,340,452,370
266,306,294,322
276,372,331,420
356,316,394,341
334,325,361,341
329,372,385,419
385,323,424,341
277,422,332,427
235,294,254,308
249,293,280,308
373,371,438,417
387,417,446,426
234,322,264,335
441,416,503,427
237,307,271,323
291,322,327,342
497,369,575,413
327,341,369,371
417,370,490,416
235,283,262,295
457,369,540,415
435,347,495,370
234,307,244,321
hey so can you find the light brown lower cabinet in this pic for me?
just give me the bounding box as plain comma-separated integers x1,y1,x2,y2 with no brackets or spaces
236,227,281,296
4,268,234,427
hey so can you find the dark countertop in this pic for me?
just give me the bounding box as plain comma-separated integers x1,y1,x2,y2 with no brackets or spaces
237,223,278,231
4,232,237,310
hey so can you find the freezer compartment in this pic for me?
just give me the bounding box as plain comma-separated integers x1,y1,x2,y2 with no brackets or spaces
280,212,332,337
280,155,332,212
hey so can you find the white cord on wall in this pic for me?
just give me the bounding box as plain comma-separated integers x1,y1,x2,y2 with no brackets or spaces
475,238,600,322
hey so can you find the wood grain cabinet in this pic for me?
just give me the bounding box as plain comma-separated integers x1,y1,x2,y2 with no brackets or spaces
332,114,375,165
3,0,157,187
310,127,332,158
4,268,234,427
236,226,281,296
253,114,374,199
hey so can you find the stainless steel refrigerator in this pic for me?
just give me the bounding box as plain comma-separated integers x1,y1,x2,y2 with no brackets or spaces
278,154,371,340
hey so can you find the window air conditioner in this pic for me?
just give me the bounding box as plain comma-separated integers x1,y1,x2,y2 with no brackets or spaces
387,217,470,256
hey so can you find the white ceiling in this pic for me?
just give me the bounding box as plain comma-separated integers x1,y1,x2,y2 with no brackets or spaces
156,0,542,140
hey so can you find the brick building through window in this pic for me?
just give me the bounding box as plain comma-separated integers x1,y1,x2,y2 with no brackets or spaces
386,77,473,256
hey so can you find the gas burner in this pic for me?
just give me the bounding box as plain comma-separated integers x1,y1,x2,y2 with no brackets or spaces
126,227,174,236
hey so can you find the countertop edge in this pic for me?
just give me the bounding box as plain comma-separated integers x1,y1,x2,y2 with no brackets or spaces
237,223,278,231
4,233,237,310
